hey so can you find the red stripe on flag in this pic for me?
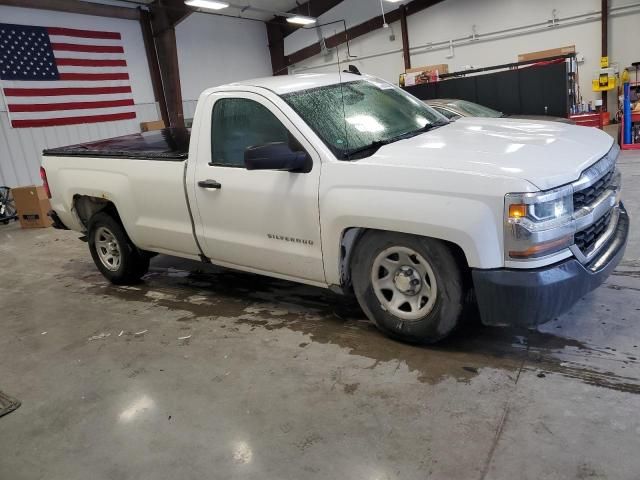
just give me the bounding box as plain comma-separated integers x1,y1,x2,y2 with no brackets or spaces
11,112,137,128
46,27,121,40
3,86,132,97
50,43,124,53
56,58,128,67
9,99,135,113
59,73,130,81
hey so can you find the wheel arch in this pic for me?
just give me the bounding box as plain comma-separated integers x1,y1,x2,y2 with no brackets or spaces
336,227,472,293
73,195,122,231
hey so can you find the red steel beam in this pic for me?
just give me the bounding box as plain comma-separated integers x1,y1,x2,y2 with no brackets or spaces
286,0,444,66
150,0,190,128
400,5,411,70
0,0,140,20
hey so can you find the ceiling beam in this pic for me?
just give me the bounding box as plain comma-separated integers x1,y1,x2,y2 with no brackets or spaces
151,0,192,29
287,0,445,66
266,21,288,76
0,0,141,20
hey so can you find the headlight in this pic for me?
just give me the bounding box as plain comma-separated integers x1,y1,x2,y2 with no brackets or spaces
530,196,572,221
505,185,575,259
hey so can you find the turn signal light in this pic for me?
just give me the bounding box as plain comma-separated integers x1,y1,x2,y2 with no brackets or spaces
509,235,573,259
509,204,527,219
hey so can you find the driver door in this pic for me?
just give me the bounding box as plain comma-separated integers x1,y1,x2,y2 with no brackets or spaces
189,91,325,285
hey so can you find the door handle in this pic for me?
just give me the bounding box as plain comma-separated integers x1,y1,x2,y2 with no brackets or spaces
198,179,222,189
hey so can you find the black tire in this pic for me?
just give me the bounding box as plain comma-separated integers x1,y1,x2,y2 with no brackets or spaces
87,212,149,285
351,232,464,344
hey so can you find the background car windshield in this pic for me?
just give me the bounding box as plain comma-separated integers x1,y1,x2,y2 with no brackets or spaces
450,100,502,117
282,80,445,158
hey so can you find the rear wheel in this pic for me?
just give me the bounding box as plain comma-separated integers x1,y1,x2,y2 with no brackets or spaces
88,212,149,284
351,232,464,344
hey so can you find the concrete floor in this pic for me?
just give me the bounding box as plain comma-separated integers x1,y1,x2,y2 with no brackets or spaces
1,152,640,480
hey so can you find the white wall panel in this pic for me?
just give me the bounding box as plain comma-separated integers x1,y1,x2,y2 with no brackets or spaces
0,5,159,187
176,12,272,104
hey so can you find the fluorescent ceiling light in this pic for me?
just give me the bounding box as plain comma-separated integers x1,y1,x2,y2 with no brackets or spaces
286,15,317,25
184,0,229,10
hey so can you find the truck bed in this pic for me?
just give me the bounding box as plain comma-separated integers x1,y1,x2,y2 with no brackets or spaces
42,127,190,160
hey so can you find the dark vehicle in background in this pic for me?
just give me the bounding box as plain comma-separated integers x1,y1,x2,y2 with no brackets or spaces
426,99,575,124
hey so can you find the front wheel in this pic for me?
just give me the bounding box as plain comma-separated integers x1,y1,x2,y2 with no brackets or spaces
88,212,149,284
351,232,464,344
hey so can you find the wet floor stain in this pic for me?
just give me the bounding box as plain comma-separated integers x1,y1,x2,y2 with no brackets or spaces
71,255,640,393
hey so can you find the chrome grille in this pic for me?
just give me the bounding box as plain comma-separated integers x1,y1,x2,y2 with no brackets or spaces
569,144,620,263
573,168,615,210
575,209,612,253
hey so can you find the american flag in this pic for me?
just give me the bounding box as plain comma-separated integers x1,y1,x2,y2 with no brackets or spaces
0,23,136,128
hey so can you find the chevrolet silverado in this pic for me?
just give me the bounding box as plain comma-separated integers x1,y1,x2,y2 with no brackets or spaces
41,72,629,343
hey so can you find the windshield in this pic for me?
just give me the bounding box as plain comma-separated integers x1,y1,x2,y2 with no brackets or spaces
449,99,502,117
281,79,447,159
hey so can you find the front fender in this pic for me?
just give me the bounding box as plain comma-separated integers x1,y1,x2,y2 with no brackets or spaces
320,187,504,286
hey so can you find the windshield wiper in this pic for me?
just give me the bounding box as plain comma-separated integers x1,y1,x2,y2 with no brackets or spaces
343,121,448,159
403,120,448,137
343,139,389,159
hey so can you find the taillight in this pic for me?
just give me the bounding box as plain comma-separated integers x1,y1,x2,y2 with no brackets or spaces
40,166,51,198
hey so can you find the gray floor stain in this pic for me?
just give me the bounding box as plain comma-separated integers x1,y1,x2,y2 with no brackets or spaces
78,254,640,393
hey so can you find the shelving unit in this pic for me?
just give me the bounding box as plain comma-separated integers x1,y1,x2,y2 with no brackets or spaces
621,65,640,150
620,112,640,150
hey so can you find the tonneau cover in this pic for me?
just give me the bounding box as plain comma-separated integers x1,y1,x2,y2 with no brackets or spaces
43,127,190,160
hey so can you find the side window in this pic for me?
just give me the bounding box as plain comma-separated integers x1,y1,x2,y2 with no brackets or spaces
211,98,302,167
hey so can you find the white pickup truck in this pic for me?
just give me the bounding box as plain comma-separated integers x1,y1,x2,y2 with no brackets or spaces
41,72,629,343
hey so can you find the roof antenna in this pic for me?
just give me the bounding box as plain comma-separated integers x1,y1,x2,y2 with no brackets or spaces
344,65,361,75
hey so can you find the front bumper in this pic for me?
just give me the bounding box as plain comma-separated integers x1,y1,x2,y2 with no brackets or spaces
472,202,629,327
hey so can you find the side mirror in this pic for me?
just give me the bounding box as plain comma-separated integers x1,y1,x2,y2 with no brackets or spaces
244,142,312,173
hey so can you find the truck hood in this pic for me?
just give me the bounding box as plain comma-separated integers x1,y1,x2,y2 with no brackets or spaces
367,117,614,190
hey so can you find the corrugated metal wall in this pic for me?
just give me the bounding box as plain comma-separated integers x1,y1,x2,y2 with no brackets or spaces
0,102,160,187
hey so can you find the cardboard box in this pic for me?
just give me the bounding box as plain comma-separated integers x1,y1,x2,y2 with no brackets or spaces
403,64,449,86
518,46,575,63
12,186,52,229
140,120,165,132
406,64,449,74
